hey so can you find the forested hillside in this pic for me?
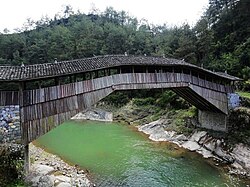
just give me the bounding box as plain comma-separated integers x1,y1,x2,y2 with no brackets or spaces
0,0,249,80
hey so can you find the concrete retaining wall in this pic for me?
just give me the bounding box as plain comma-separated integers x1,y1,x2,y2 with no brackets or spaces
198,110,227,132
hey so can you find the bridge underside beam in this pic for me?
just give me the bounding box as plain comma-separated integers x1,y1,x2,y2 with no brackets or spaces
171,87,223,113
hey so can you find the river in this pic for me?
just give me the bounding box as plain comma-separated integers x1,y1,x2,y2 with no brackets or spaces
36,120,246,187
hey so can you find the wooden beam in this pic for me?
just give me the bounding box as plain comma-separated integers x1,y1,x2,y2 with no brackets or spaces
19,82,30,174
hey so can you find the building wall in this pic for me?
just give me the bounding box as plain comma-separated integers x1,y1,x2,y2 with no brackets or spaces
0,105,21,143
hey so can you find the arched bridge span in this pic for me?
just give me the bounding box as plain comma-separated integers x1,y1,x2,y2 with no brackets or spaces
0,55,240,144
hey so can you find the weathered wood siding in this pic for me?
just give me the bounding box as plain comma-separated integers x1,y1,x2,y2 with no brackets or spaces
0,72,232,143
0,91,19,105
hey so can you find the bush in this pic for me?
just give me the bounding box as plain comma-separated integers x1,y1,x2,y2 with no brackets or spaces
103,91,129,106
156,91,177,108
133,97,155,106
238,81,250,92
229,107,250,130
156,90,190,109
0,144,24,186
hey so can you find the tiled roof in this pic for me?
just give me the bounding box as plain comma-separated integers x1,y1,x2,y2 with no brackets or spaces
0,55,241,81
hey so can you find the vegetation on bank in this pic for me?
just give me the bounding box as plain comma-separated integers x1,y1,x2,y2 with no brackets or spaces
237,91,250,99
100,89,197,135
228,107,250,145
0,145,26,187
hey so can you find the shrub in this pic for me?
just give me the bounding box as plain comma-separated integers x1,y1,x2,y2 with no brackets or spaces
156,90,190,109
103,91,129,106
133,97,155,106
0,144,24,186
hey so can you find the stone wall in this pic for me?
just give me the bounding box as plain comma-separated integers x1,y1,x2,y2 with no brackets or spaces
0,105,21,143
228,93,241,109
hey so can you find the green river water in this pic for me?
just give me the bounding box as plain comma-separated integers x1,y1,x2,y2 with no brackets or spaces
36,120,247,187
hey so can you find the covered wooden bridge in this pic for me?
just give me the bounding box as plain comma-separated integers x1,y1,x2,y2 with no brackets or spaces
0,55,240,171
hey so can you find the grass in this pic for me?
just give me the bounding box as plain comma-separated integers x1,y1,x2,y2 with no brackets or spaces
237,91,250,99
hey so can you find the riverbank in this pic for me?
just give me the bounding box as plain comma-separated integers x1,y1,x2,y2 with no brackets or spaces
99,94,250,180
137,120,250,179
26,98,250,186
26,143,94,187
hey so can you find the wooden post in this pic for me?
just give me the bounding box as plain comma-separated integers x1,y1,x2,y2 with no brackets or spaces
190,70,193,83
19,82,30,175
24,144,30,175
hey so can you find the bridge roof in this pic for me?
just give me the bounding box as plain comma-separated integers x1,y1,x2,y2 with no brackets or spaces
0,55,241,81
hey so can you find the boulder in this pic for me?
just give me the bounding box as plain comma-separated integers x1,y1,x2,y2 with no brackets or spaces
57,182,72,187
196,147,213,158
72,108,113,122
214,147,234,163
181,141,201,151
149,130,169,141
37,175,54,187
33,164,54,175
204,140,217,152
55,175,71,183
190,131,207,142
231,143,250,173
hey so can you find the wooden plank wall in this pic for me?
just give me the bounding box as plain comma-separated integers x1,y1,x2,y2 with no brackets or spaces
0,91,19,106
15,72,233,143
189,84,228,114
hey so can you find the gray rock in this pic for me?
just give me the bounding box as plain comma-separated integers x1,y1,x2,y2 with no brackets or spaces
181,141,201,151
55,175,71,183
231,143,250,173
38,175,54,187
138,120,165,135
190,131,207,142
149,130,169,141
197,147,213,158
214,147,234,163
175,134,188,141
204,140,217,152
76,178,92,187
72,108,113,122
57,182,72,187
33,164,54,175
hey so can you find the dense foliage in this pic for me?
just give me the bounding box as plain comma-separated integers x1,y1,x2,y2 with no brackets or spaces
0,145,24,186
0,0,249,80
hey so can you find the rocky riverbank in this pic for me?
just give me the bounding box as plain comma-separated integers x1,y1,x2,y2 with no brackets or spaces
25,108,113,187
26,144,94,187
84,108,250,178
138,119,250,179
72,108,113,122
